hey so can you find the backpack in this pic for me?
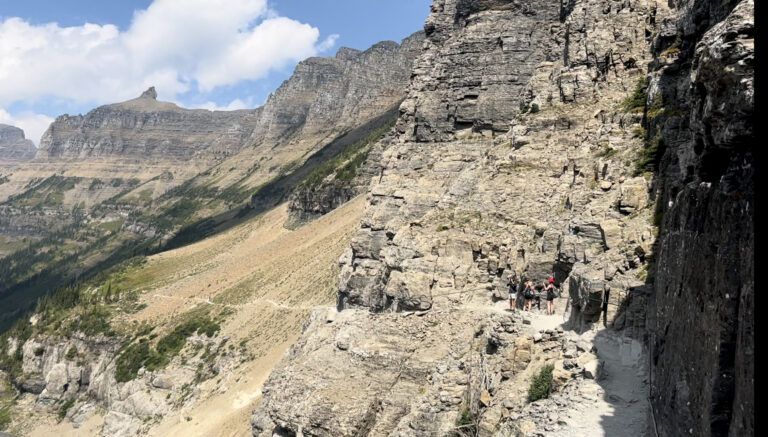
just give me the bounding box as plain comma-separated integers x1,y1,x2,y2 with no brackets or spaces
524,285,534,299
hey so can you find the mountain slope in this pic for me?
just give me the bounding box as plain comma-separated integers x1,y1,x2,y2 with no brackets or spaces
2,196,364,436
251,0,753,436
0,33,424,333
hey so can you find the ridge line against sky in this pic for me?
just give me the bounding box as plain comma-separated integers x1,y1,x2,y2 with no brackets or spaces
0,0,430,145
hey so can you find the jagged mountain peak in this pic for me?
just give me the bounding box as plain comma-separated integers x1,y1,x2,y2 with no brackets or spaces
0,123,37,161
139,86,158,100
335,47,362,60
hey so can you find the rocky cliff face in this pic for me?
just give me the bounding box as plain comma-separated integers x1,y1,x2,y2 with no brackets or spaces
250,32,424,149
0,125,36,162
36,87,260,162
252,0,681,435
644,1,753,435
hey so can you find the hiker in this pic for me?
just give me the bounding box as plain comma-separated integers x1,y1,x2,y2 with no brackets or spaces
507,274,518,311
534,282,544,311
517,277,527,310
545,276,556,315
523,280,534,311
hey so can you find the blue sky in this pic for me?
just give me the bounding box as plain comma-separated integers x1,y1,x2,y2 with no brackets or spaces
0,0,430,144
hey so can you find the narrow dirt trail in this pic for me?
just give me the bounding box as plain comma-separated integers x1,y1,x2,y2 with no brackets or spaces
522,301,650,437
473,296,649,436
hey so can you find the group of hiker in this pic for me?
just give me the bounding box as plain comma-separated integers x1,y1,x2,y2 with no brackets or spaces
506,274,558,315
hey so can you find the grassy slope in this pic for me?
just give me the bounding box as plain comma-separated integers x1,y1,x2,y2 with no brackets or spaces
12,195,364,435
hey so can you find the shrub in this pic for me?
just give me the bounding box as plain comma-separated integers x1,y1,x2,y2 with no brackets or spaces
622,77,647,112
114,315,220,382
115,339,165,382
155,316,220,357
65,345,78,360
68,306,113,336
454,404,477,435
633,136,664,176
596,147,618,159
528,364,554,402
0,404,11,430
647,93,664,117
57,398,76,420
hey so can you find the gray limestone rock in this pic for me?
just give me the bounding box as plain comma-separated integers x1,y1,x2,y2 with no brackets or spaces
0,124,36,161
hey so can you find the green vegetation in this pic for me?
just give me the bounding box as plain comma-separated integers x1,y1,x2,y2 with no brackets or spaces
65,345,78,360
67,306,114,337
88,179,104,191
455,402,477,435
0,403,11,430
596,146,618,159
647,93,664,117
622,76,647,112
633,136,664,176
660,35,682,57
527,364,554,402
0,176,9,186
97,219,125,234
299,114,396,190
114,314,220,382
5,175,82,208
57,398,76,420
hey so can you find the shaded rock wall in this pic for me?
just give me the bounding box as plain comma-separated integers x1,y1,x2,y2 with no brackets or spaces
645,1,753,435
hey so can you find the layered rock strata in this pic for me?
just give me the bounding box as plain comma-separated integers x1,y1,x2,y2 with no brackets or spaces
0,124,36,162
253,0,677,434
644,0,754,435
250,32,424,148
36,87,259,161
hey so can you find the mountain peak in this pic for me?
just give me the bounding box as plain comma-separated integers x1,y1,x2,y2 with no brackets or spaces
140,86,158,99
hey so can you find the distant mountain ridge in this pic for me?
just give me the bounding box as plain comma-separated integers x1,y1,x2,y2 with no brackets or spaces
0,124,36,162
36,32,425,163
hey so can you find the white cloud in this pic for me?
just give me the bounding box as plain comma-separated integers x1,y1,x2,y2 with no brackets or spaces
0,109,53,146
0,0,336,108
193,98,250,111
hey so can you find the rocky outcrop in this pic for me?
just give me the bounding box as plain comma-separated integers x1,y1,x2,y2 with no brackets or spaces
643,1,754,436
0,124,36,162
36,88,260,161
337,0,662,314
249,32,424,148
6,330,235,436
253,307,611,437
253,0,676,434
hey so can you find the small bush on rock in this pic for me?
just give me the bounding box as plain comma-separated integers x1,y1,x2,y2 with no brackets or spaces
527,364,554,402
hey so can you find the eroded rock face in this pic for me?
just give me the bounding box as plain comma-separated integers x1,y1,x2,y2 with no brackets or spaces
250,32,424,148
36,90,260,161
0,124,36,162
254,0,676,434
337,0,661,315
253,308,591,437
10,331,234,436
645,1,754,436
35,32,425,165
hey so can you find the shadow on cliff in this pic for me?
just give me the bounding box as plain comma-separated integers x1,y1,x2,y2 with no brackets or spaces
159,104,400,252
